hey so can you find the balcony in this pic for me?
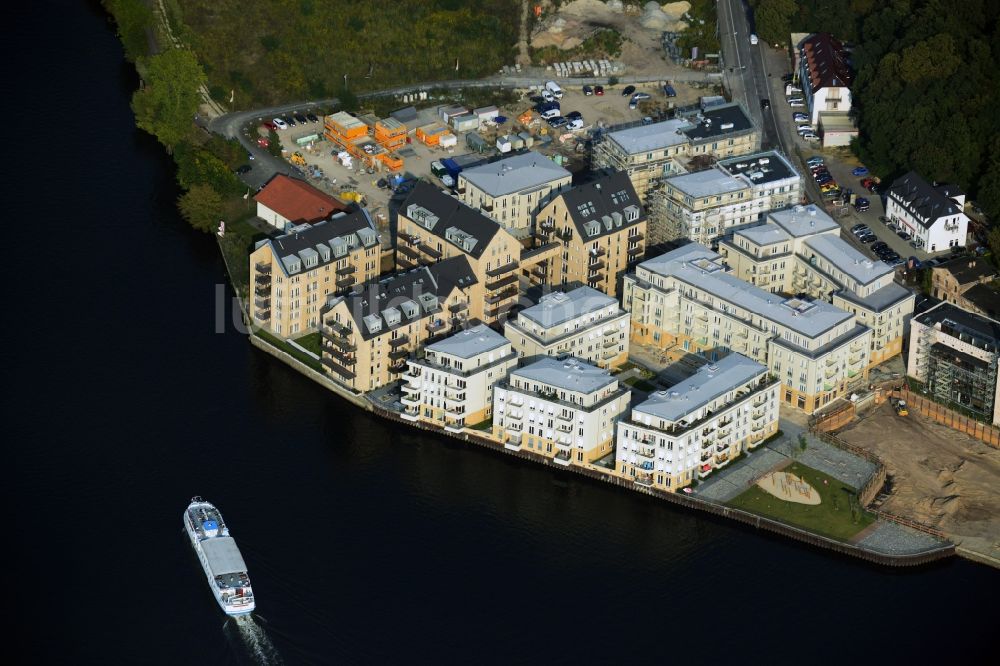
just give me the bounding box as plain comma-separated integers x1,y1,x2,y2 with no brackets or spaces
401,233,421,246
698,465,713,480
486,261,518,277
254,297,270,309
752,395,767,408
326,335,355,352
717,426,732,438
445,403,466,417
485,302,513,319
823,382,835,392
321,357,356,380
715,442,728,453
849,353,863,365
588,257,605,269
418,243,442,259
556,412,573,422
326,320,351,336
557,423,573,433
255,262,271,275
634,473,654,487
627,246,643,257
589,247,606,258
825,357,836,367
400,394,421,407
554,450,572,466
427,319,447,333
448,301,468,314
254,284,270,297
504,436,523,451
389,348,408,361
336,275,356,289
752,409,766,420
389,360,407,374
389,335,409,348
326,347,356,366
397,244,420,260
601,337,619,349
506,421,523,432
824,367,837,379
486,287,518,305
532,265,547,278
715,452,730,465
397,256,417,270
254,308,270,321
629,232,644,242
486,273,518,290
752,422,765,432
254,272,271,285
601,349,618,360
401,406,419,421
701,451,712,462
336,264,356,276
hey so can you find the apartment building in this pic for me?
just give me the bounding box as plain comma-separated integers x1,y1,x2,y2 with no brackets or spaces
797,33,853,125
504,286,630,369
533,171,647,298
400,324,517,432
397,182,523,325
592,102,760,201
931,257,996,306
624,243,872,413
493,357,631,466
318,256,479,392
886,171,969,252
457,151,572,238
908,302,1000,424
250,209,382,337
616,354,779,491
718,205,915,365
648,151,801,246
254,174,349,231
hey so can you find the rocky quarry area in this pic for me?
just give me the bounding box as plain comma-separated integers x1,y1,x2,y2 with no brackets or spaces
531,0,690,50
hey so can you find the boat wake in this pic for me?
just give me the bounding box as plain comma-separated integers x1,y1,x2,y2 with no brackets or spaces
232,615,283,665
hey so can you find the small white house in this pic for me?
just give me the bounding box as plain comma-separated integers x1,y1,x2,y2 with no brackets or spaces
496,135,513,153
473,105,499,123
886,171,969,252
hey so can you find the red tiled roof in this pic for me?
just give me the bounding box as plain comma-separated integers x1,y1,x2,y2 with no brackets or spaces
800,33,853,94
254,174,348,224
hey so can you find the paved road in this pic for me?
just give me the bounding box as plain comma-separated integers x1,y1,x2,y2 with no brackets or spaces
206,72,720,189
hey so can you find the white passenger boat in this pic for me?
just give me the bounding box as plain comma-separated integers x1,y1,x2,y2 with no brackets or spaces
183,497,255,616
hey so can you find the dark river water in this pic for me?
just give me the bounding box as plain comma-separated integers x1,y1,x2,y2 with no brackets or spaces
5,2,996,664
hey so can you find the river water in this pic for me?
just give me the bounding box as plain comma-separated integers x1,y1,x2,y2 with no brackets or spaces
5,2,995,664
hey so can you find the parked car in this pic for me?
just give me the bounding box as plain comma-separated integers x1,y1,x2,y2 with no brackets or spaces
790,101,806,108
750,33,759,45
810,165,829,174
566,110,582,120
642,116,654,125
851,223,869,232
594,85,604,95
793,113,809,121
897,230,912,241
306,113,319,123
820,182,839,192
272,118,288,130
815,175,833,185
541,90,555,102
234,164,252,175
621,85,636,96
802,132,819,140
283,116,296,127
664,84,677,97
548,116,567,128
263,120,277,131
806,156,824,166
583,85,593,96
566,118,584,131
855,201,870,213
886,221,898,232
859,234,878,244
760,98,770,110
852,166,869,176
797,125,815,134
294,114,308,124
861,177,877,189
540,108,561,120
872,242,890,253
855,196,870,208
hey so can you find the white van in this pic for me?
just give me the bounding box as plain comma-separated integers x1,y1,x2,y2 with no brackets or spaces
749,34,758,46
545,80,564,99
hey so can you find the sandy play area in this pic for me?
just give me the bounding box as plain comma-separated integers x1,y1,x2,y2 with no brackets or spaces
757,471,822,505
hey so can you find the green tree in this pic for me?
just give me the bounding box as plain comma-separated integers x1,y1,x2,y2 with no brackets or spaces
267,129,283,158
178,184,223,233
173,143,243,196
751,0,798,45
131,49,206,149
103,0,153,62
977,137,1000,223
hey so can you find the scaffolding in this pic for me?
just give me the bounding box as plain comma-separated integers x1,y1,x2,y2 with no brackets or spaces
919,322,999,419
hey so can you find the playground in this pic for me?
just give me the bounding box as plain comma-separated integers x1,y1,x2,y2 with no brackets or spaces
727,462,875,541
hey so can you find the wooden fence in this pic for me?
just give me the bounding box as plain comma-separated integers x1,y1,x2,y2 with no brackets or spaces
890,388,1000,449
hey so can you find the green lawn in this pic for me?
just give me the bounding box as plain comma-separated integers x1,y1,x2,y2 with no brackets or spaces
294,332,322,356
469,418,493,432
217,214,265,303
727,462,875,541
255,329,322,372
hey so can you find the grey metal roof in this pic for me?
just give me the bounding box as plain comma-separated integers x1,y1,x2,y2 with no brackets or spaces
201,537,248,576
767,204,839,237
401,182,501,258
605,118,689,155
426,324,510,359
517,286,618,329
634,353,767,422
734,223,791,245
640,244,854,339
888,171,963,228
718,151,798,186
459,151,570,197
836,282,914,312
558,171,645,239
665,168,744,198
803,234,893,286
679,103,756,142
511,356,616,394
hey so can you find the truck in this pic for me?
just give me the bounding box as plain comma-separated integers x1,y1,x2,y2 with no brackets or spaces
545,80,563,99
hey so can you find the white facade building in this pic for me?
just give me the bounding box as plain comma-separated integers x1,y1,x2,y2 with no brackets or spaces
885,171,969,253
401,324,517,431
797,33,854,126
616,354,780,491
493,357,631,466
504,286,630,369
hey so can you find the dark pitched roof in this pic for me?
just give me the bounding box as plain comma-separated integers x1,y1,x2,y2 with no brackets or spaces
799,33,854,93
400,182,502,259
559,171,645,241
962,283,1000,319
254,174,348,223
330,255,478,340
267,210,379,276
888,171,963,228
937,257,995,285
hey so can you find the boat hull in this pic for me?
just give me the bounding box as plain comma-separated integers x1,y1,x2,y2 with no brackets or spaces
184,504,256,616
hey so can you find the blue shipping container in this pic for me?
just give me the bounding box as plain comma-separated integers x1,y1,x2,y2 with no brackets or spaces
441,157,462,178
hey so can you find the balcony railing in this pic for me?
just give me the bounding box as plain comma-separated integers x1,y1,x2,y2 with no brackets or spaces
449,302,468,313
255,262,271,275
327,347,356,365
254,272,271,284
486,261,518,277
321,357,356,379
389,335,409,348
389,348,408,361
418,243,442,259
486,274,518,291
336,264,356,276
254,297,270,309
336,275,356,289
427,319,447,333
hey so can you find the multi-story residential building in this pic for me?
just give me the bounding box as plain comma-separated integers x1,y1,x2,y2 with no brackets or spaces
797,33,853,126
504,286,630,369
396,182,523,325
718,205,915,365
533,171,647,297
886,171,969,252
400,324,517,432
493,357,631,466
930,256,996,309
254,174,349,231
624,243,872,413
250,210,382,337
908,302,1000,424
456,151,572,239
592,102,760,201
616,354,779,491
318,256,479,392
648,151,801,246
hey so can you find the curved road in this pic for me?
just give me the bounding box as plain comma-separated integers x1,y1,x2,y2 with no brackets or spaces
207,72,719,188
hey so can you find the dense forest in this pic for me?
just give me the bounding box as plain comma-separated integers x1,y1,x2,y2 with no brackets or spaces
751,0,1000,221
174,0,519,107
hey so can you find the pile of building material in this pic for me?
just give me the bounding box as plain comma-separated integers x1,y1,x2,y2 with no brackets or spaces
549,59,625,78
